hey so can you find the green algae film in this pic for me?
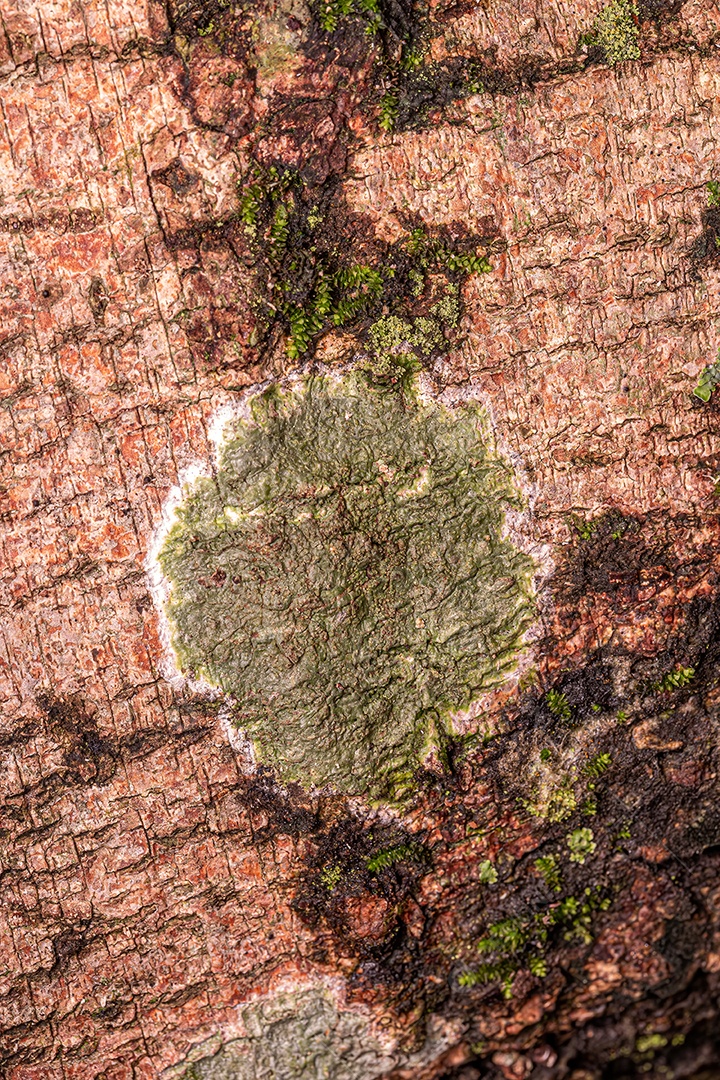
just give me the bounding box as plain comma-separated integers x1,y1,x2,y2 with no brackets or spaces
158,375,534,797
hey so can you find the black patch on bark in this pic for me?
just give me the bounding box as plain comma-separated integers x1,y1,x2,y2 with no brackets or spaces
690,208,720,268
638,0,687,21
38,693,117,785
237,766,321,840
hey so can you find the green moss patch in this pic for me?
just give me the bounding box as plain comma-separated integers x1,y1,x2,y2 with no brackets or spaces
157,373,534,798
235,162,493,364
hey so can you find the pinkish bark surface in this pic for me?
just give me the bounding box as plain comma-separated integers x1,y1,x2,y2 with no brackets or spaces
3,1,720,1077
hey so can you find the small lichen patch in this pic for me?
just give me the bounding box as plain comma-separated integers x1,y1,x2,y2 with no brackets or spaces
250,0,311,78
592,0,640,65
157,373,534,798
170,987,394,1080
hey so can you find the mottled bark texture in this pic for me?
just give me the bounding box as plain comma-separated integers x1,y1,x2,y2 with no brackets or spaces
3,0,720,1078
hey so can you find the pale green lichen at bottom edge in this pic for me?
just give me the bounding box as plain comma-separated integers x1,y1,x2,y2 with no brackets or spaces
157,372,536,800
172,987,395,1080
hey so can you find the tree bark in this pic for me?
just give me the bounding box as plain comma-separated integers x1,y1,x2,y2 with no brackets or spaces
2,1,720,1077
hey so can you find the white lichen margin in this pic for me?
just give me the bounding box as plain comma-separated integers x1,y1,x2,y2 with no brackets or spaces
145,364,552,776
160,975,466,1080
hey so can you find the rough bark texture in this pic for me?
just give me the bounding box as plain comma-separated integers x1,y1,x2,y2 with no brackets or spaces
3,0,720,1077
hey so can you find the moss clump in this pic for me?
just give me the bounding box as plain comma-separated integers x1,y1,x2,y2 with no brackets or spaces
320,864,343,890
534,854,562,892
584,752,612,778
158,374,534,798
566,827,596,864
407,226,492,277
316,0,382,34
546,688,572,721
524,781,577,822
694,356,720,402
459,887,610,997
378,91,398,131
286,264,385,360
236,167,489,363
653,665,695,691
478,860,498,884
636,1033,668,1054
366,842,423,872
522,741,613,822
593,0,640,65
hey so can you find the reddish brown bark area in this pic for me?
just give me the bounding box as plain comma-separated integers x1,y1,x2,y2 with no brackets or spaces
3,1,720,1077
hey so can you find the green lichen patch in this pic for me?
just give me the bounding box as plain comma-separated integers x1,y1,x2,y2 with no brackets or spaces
363,314,440,387
590,0,641,65
157,373,535,798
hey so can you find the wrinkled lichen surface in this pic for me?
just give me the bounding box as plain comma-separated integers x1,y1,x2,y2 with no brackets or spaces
174,987,392,1080
158,374,534,796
